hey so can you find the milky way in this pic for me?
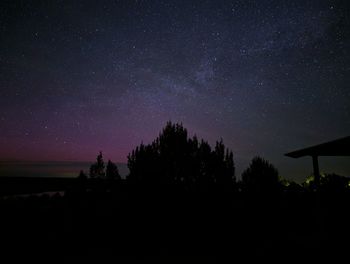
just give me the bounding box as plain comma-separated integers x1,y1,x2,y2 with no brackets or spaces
1,0,350,181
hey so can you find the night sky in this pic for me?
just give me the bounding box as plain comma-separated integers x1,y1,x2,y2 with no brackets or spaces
1,0,350,181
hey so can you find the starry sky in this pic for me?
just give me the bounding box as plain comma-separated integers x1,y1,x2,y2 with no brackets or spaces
1,0,350,181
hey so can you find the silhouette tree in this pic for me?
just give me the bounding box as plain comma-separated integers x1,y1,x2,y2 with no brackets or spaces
321,173,349,192
241,156,280,192
196,139,214,189
106,160,121,180
212,139,235,187
89,151,105,178
303,173,350,192
78,170,87,180
127,121,235,189
280,178,303,192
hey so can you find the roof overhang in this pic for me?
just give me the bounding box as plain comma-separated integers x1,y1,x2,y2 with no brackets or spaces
285,136,350,158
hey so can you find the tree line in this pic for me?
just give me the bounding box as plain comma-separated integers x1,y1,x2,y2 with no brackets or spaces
81,121,350,192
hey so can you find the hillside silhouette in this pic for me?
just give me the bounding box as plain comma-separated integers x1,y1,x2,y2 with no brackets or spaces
0,122,350,259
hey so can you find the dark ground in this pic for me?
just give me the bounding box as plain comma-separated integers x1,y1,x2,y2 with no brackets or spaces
0,178,349,260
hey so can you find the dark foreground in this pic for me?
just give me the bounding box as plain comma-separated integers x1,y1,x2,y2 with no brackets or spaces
0,179,350,260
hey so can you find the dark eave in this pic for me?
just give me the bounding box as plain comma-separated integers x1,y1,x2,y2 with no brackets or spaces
285,136,350,158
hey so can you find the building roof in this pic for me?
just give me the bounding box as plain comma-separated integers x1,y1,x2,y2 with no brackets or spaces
285,136,350,158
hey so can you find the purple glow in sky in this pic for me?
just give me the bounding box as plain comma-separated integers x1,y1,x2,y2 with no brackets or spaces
1,0,350,181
